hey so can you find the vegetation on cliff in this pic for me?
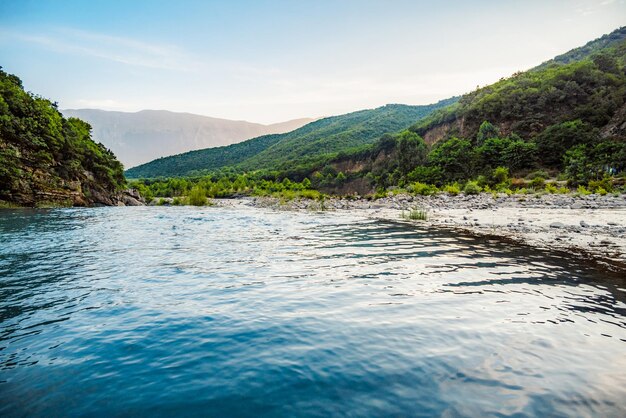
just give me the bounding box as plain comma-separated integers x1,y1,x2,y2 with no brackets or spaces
0,67,126,206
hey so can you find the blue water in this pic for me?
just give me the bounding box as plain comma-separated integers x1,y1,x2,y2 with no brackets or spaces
0,206,625,417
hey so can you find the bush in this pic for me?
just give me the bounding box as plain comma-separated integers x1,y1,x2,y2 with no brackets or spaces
410,182,438,196
596,187,608,196
187,185,207,206
443,183,461,195
545,183,558,194
463,181,482,195
588,177,613,193
491,166,510,185
527,170,549,180
529,176,545,189
577,185,591,195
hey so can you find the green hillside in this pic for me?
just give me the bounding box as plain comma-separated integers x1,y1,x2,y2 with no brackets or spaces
312,27,626,192
132,27,626,200
0,67,127,206
411,26,626,144
125,98,457,178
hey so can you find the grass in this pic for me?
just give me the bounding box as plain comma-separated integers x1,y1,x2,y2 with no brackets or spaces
0,200,23,209
402,207,428,221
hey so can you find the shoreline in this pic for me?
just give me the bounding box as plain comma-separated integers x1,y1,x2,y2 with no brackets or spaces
214,194,626,271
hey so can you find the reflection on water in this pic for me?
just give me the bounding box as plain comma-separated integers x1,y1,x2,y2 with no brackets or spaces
0,206,625,417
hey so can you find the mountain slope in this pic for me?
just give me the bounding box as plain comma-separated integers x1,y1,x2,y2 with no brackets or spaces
125,98,457,178
62,109,314,168
411,26,626,145
0,68,129,206
312,26,626,193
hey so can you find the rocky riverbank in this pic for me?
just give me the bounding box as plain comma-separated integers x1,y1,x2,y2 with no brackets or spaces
215,193,626,270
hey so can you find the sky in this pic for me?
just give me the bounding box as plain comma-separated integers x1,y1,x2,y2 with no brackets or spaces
1,0,625,124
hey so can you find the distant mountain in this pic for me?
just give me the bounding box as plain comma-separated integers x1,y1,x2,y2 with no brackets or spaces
125,98,458,178
61,109,314,168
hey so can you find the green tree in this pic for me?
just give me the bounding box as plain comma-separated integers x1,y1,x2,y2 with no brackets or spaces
476,121,499,145
533,120,598,167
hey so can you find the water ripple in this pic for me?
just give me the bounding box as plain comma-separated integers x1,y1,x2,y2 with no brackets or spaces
0,206,625,417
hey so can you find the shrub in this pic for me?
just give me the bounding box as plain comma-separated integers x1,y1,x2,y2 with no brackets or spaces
588,177,614,193
596,187,608,196
172,197,183,206
411,182,438,196
187,185,207,206
529,176,545,189
545,183,558,194
491,166,510,185
577,185,591,195
463,181,482,195
527,170,549,180
443,183,461,196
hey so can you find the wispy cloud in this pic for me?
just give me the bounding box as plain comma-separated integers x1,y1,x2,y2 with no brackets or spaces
9,27,202,71
574,0,623,16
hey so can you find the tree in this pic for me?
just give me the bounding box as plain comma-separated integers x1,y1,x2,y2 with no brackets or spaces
428,137,475,181
476,121,499,145
533,120,598,167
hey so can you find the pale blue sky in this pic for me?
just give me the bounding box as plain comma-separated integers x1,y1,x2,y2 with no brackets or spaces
1,0,624,123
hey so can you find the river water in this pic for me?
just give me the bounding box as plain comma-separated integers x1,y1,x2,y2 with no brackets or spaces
0,206,624,417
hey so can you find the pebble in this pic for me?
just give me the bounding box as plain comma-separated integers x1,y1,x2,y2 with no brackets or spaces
550,222,566,229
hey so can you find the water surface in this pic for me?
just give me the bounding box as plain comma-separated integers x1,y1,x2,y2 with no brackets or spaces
0,206,625,417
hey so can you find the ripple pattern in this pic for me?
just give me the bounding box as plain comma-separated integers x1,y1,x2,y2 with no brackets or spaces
0,206,625,417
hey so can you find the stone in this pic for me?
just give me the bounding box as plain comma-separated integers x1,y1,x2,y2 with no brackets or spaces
550,222,566,229
580,220,589,228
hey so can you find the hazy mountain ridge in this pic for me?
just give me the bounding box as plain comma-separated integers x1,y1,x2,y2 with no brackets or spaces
62,109,314,168
124,98,458,178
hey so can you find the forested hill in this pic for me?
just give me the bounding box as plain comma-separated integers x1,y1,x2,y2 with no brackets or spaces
534,26,626,69
310,27,626,194
125,98,457,178
0,68,131,207
411,26,626,145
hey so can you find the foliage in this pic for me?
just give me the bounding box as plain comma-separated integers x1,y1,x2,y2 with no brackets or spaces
187,185,208,206
409,182,438,196
0,67,125,205
402,207,427,221
533,120,599,167
463,181,482,195
427,137,475,181
126,98,457,179
476,120,499,145
130,172,318,201
443,183,461,195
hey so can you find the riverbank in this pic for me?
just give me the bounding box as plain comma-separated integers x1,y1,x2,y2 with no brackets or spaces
214,193,626,270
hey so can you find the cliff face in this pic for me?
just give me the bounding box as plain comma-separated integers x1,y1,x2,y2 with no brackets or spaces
0,68,138,207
